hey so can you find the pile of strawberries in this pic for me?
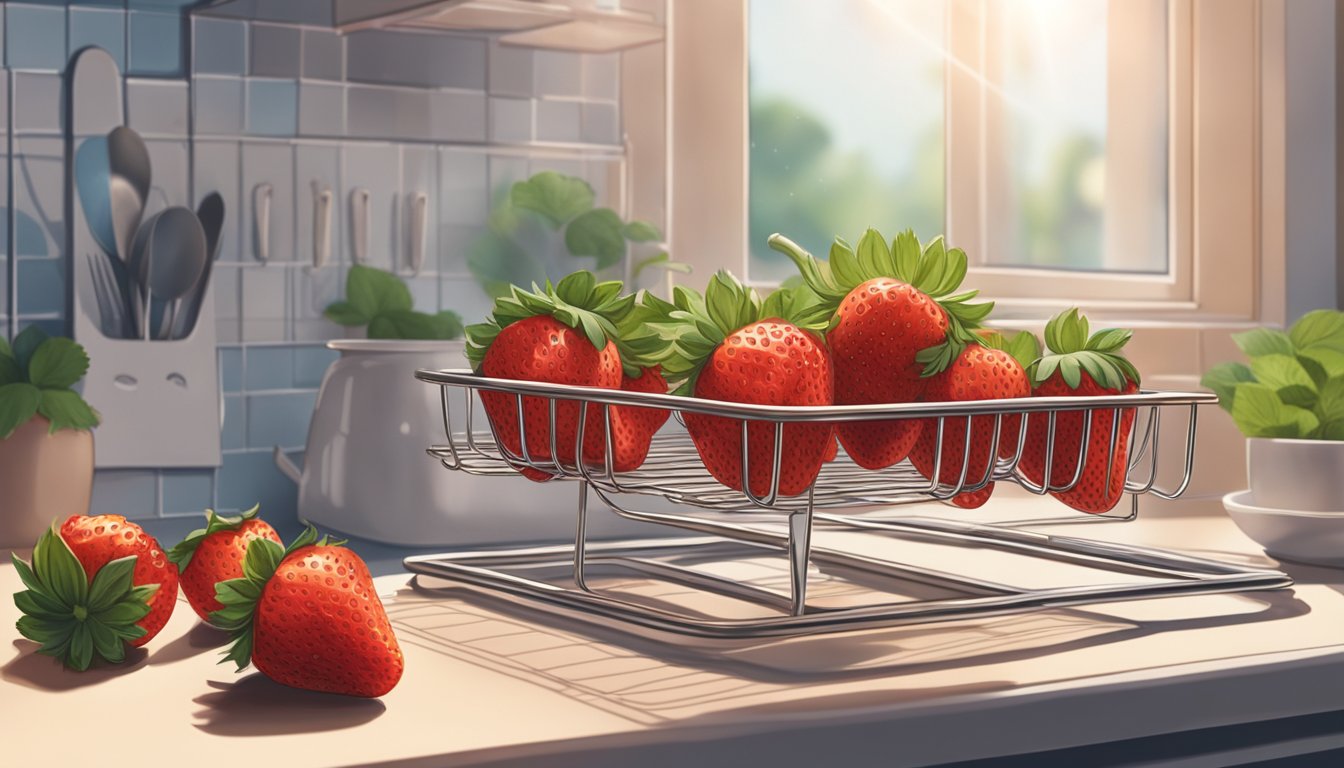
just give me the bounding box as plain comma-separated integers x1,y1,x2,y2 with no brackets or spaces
464,227,1143,514
12,506,403,697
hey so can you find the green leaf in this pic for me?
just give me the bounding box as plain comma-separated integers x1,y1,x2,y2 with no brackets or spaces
1316,377,1344,424
1200,362,1255,410
242,538,285,584
1299,347,1344,379
86,556,137,613
323,300,371,327
510,171,595,227
1232,327,1294,358
0,335,11,359
1005,330,1042,371
14,589,66,621
36,389,100,433
11,325,50,373
368,310,440,340
26,338,90,390
1249,354,1317,409
345,265,412,320
0,354,22,387
1289,309,1344,352
434,310,465,340
87,619,127,664
0,382,42,440
855,228,892,277
34,527,89,606
467,230,546,299
623,220,662,242
564,208,627,269
1230,382,1319,438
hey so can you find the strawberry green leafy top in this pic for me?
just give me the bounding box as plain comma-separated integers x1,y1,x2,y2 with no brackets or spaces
211,525,345,671
768,228,994,375
11,527,159,670
1034,308,1140,390
979,329,1043,371
464,271,644,376
655,270,830,396
166,503,263,572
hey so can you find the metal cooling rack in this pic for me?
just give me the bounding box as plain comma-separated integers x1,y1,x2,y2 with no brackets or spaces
405,368,1291,641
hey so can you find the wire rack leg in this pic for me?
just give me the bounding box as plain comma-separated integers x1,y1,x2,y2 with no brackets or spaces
787,485,816,616
573,480,590,592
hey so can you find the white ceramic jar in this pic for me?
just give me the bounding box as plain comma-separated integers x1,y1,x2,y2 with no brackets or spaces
1246,437,1344,513
277,339,668,546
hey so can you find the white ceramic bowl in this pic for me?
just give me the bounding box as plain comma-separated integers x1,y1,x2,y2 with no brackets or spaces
1246,437,1344,513
1223,490,1344,567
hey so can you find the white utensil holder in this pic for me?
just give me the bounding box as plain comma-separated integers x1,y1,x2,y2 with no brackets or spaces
67,46,222,469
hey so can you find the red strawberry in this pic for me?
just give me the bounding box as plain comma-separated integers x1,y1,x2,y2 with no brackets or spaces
1018,309,1141,513
909,345,1031,508
213,527,404,698
167,504,282,624
659,272,834,497
12,514,178,670
772,229,993,469
465,272,628,480
606,364,671,471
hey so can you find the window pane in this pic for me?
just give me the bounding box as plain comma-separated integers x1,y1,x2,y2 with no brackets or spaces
748,0,946,282
984,0,1168,273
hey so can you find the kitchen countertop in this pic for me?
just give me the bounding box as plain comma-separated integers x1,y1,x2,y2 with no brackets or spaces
4,494,1344,767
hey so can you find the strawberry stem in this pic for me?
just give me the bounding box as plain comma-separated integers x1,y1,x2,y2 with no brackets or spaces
1032,308,1140,389
167,503,262,571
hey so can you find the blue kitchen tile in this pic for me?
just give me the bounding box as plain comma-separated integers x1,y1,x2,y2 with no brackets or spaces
438,150,489,225
489,42,533,97
346,30,486,90
90,469,160,519
213,264,242,343
240,267,289,341
246,79,298,137
12,138,64,258
247,0,332,26
219,347,243,391
193,17,246,75
16,258,64,315
293,346,338,388
581,101,620,145
302,28,343,81
249,22,299,78
298,82,344,137
346,86,430,141
583,53,620,100
489,97,533,143
68,7,125,71
6,4,66,71
222,393,246,449
431,91,487,142
217,451,297,516
246,391,317,449
441,277,494,326
407,276,439,312
245,346,294,391
14,318,66,340
144,140,190,214
192,140,241,261
534,51,582,98
127,1,197,9
161,469,215,516
127,79,190,136
128,11,184,76
193,77,245,135
536,99,582,143
12,72,63,134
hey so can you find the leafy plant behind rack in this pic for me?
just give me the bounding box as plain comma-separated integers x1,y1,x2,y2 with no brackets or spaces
0,326,101,439
325,265,464,340
467,171,689,299
1202,309,1344,439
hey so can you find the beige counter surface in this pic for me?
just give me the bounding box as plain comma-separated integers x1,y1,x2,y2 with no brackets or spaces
4,497,1344,767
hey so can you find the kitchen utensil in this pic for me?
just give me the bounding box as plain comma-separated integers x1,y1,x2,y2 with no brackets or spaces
86,252,128,338
143,207,208,340
74,137,118,260
350,188,370,264
1223,489,1344,567
172,192,225,340
408,191,428,274
312,181,333,269
107,126,152,267
253,182,273,263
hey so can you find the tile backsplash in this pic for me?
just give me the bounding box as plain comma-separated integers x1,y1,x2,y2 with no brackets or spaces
1,1,630,520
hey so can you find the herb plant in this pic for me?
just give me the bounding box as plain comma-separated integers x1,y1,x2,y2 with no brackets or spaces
468,171,688,298
1202,309,1344,439
0,326,101,440
325,265,464,340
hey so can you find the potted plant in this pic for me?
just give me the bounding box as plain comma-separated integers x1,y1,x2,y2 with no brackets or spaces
0,326,100,548
1202,309,1344,512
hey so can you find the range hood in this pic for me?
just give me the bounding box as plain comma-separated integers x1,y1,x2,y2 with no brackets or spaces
331,0,663,52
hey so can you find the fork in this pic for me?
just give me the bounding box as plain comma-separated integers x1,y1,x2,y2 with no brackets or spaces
86,252,128,338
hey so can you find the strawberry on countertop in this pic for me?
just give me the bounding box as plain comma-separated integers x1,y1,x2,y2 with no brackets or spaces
212,527,404,698
657,271,835,497
167,504,282,625
12,515,178,670
1018,309,1142,514
770,229,993,470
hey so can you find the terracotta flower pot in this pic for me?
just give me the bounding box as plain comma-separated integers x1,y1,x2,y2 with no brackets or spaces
0,417,94,549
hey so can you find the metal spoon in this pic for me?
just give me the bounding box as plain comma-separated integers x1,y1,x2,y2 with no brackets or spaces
130,208,207,340
107,126,152,268
172,192,225,340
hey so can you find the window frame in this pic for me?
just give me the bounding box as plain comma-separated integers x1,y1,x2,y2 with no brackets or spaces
666,0,1267,324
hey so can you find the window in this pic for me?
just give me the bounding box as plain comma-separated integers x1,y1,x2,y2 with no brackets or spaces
668,0,1260,320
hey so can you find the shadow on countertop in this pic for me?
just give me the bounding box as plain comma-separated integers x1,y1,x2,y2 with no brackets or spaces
192,674,386,736
3,638,148,691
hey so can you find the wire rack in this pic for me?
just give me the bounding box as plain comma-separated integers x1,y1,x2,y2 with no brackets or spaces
405,368,1291,642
